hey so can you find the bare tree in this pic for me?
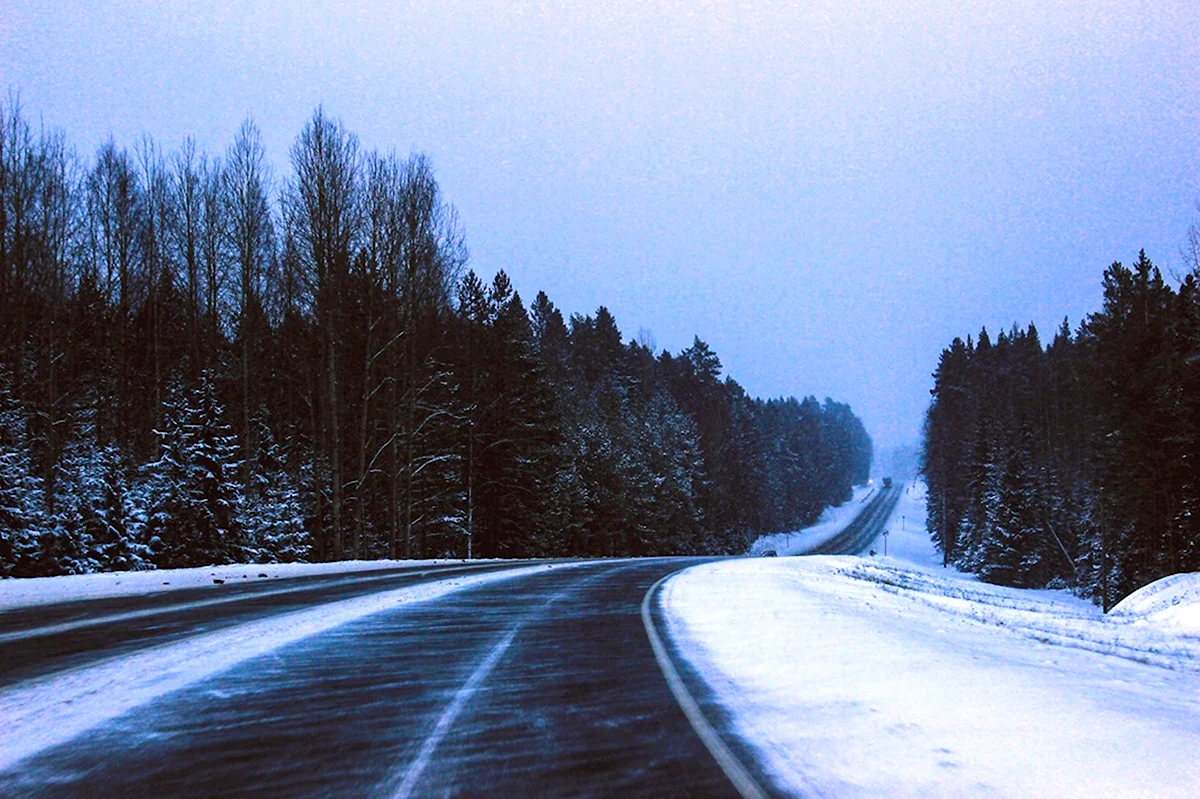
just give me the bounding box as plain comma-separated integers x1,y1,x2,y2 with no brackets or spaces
199,155,227,350
86,140,141,442
0,100,83,497
284,107,361,560
224,119,275,475
396,154,465,557
171,137,205,352
34,129,82,492
1184,199,1200,275
137,135,175,450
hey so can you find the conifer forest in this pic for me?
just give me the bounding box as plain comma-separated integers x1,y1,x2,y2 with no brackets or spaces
923,250,1200,608
0,100,872,577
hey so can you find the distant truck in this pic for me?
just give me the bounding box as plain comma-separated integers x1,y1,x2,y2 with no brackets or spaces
882,476,893,489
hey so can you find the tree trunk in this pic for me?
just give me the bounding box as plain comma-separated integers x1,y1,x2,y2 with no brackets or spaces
327,315,343,561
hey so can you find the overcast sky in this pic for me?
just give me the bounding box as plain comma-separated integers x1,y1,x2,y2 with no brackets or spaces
3,1,1198,453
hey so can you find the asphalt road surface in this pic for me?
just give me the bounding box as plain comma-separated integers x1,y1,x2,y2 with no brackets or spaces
0,561,529,687
799,485,901,556
1,493,890,798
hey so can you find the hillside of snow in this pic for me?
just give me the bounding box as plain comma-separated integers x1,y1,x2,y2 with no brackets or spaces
665,480,1200,798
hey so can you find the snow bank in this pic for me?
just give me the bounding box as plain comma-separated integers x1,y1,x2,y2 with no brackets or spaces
748,484,876,556
0,561,591,772
0,559,493,611
874,479,944,569
880,481,1200,640
664,556,1200,798
1111,572,1200,637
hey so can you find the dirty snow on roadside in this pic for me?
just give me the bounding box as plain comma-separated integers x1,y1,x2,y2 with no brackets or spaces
665,481,1200,798
0,558,496,611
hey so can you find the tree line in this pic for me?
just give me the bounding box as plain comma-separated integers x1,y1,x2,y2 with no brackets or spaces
923,250,1200,608
0,98,872,576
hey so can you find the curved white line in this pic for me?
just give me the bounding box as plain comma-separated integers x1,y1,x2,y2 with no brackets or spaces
0,563,594,773
390,625,520,799
641,573,771,799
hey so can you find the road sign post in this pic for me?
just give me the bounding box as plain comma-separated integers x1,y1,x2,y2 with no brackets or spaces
883,529,889,557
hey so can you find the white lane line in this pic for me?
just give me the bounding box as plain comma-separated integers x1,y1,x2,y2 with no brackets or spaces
0,562,595,773
389,626,521,799
641,573,772,799
380,564,644,797
0,565,502,645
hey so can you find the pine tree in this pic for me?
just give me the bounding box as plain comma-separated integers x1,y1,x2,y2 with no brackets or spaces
243,417,312,562
144,373,245,568
48,406,135,574
0,372,45,576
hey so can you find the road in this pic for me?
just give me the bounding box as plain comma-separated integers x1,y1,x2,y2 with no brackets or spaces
0,561,532,687
0,492,891,798
799,484,901,556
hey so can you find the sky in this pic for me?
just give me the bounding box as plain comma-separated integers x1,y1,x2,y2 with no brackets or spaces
3,1,1198,453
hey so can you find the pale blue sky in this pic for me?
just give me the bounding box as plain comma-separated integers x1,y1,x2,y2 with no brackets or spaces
3,1,1198,452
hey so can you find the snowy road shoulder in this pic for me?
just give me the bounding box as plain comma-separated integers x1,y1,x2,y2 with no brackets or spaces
662,557,1200,798
0,558,500,611
0,561,593,773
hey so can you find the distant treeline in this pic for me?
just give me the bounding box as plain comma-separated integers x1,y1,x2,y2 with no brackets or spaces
923,251,1200,608
0,99,871,576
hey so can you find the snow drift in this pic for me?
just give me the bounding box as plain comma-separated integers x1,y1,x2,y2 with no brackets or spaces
1110,571,1200,637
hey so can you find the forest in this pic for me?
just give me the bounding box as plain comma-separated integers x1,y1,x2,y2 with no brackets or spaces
0,98,872,577
923,249,1200,608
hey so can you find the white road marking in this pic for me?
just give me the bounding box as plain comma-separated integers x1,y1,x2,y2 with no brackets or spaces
641,573,772,799
379,563,652,797
0,562,596,773
388,625,521,799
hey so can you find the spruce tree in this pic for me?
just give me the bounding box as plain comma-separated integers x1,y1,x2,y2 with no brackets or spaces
144,373,245,568
0,372,46,576
243,418,312,562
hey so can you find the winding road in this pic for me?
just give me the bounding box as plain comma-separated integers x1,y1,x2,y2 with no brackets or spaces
0,488,897,798
800,484,902,556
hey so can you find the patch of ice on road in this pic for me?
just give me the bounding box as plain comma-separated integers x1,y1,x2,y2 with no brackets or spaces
0,559,496,611
0,561,592,773
664,554,1200,798
748,484,876,556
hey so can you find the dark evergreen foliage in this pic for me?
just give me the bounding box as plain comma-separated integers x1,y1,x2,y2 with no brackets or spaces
0,99,871,575
924,252,1200,606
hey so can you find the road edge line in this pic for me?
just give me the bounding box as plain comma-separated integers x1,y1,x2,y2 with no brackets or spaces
641,573,771,799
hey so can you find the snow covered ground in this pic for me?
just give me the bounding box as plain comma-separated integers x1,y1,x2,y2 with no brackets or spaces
665,480,1200,798
872,480,943,568
748,484,877,556
0,558,500,611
